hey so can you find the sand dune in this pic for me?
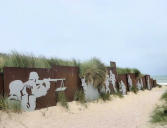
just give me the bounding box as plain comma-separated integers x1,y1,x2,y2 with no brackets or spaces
0,87,166,128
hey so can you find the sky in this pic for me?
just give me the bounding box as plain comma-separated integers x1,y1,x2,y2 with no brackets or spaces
0,0,167,76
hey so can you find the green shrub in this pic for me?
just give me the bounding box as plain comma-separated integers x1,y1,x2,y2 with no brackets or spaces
74,90,86,104
57,92,69,109
100,92,111,101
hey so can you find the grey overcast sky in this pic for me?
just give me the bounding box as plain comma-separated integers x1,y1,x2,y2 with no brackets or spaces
0,0,167,76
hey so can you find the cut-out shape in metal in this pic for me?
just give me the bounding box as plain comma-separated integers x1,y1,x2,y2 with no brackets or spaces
147,78,151,90
109,70,117,93
105,74,111,94
137,79,142,90
8,72,66,111
128,75,133,90
119,80,126,95
140,78,143,89
81,78,99,101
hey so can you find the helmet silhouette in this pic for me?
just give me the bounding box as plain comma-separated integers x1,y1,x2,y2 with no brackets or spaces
29,72,39,81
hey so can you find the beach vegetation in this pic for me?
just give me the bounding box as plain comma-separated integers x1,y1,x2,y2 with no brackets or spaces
151,105,167,125
0,96,22,113
151,91,167,125
161,91,167,102
131,86,138,94
116,67,142,76
157,84,162,88
100,92,111,101
74,90,86,104
0,51,142,79
79,58,106,88
57,91,69,109
0,51,79,72
113,92,124,98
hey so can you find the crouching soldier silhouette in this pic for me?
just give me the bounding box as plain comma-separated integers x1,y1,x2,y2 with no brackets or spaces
9,72,50,111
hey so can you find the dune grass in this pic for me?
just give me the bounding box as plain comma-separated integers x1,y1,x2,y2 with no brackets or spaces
161,91,167,102
151,90,167,125
131,86,139,94
0,51,142,78
151,105,167,125
57,92,69,109
113,92,124,98
79,58,106,88
0,51,80,72
74,90,86,104
100,92,111,101
116,67,142,77
0,96,22,113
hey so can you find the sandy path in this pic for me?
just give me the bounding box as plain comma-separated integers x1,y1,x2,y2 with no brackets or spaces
0,87,166,128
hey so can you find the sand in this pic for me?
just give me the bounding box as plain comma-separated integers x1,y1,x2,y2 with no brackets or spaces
0,86,166,128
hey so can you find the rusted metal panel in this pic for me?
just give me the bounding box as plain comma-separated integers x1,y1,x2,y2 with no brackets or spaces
106,67,118,93
52,65,81,101
0,73,4,96
126,73,137,91
3,66,80,110
141,76,146,89
110,61,116,68
118,74,128,93
145,75,152,90
153,80,157,87
109,61,119,92
150,78,154,88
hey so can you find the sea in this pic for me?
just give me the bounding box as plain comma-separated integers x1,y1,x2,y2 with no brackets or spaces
152,75,167,85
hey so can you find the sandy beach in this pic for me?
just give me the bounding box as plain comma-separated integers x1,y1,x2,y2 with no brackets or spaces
0,86,166,128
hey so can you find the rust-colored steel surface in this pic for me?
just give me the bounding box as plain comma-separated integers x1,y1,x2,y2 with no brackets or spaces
110,61,119,91
141,76,147,89
3,66,80,110
52,66,81,101
118,74,128,93
106,67,118,93
153,80,157,87
110,61,116,68
0,73,4,96
150,78,154,88
126,73,137,91
145,75,152,90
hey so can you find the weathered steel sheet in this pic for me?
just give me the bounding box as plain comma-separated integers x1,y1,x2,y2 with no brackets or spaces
118,74,128,94
141,76,147,89
153,80,157,87
150,78,154,88
126,73,137,91
106,67,118,93
0,73,4,96
145,75,152,90
3,66,80,110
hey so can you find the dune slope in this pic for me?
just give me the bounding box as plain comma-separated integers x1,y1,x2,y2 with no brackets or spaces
0,87,166,128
